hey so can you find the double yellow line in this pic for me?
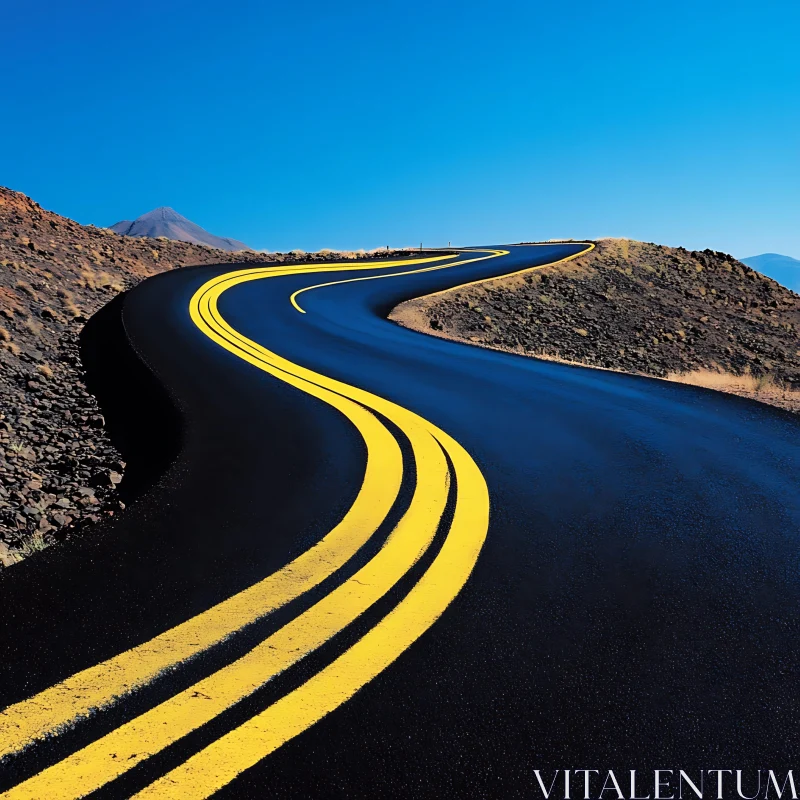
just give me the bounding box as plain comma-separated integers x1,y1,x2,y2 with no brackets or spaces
2,244,594,797
0,251,499,798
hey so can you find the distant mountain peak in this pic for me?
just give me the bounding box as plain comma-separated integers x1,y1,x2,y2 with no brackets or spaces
110,207,251,252
740,253,800,293
141,207,184,220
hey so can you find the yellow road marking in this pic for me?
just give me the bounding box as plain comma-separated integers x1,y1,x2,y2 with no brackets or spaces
2,244,589,799
0,255,448,759
0,401,400,761
3,411,449,799
1,253,470,797
289,249,508,313
135,428,488,800
417,242,595,300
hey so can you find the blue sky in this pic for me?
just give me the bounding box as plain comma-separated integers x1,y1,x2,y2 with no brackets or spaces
3,0,798,256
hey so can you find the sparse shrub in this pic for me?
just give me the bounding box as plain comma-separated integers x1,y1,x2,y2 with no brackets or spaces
666,368,787,397
16,532,50,558
96,271,124,292
22,317,42,335
755,373,780,392
80,268,97,289
15,280,36,297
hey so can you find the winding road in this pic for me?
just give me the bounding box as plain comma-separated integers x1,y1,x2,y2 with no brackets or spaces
1,244,800,798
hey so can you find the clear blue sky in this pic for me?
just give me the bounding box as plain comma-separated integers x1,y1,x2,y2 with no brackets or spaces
3,0,798,257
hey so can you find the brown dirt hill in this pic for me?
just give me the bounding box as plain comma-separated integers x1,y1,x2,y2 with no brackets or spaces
0,186,410,567
390,239,800,413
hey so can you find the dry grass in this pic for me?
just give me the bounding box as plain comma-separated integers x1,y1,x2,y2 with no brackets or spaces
96,271,125,292
342,249,367,259
63,300,81,318
664,368,799,411
665,368,774,393
79,266,125,292
14,532,50,559
36,363,54,380
15,280,37,298
391,302,800,415
79,268,96,289
22,316,42,335
56,288,82,317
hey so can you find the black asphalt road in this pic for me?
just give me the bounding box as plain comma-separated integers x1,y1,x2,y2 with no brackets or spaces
1,244,799,798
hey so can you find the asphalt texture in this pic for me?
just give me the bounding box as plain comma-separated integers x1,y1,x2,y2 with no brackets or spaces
1,244,799,797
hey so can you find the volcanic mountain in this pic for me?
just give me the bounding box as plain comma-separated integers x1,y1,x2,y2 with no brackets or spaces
110,207,251,252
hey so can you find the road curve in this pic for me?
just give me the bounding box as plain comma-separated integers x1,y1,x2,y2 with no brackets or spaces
1,244,799,798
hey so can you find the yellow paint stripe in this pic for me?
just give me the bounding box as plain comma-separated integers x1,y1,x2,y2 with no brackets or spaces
0,395,401,759
289,249,508,312
1,245,521,798
1,255,472,798
135,427,489,800
0,256,453,757
2,414,448,800
418,242,595,300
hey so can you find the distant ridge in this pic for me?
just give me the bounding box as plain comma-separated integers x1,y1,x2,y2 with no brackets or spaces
740,253,800,293
110,207,251,252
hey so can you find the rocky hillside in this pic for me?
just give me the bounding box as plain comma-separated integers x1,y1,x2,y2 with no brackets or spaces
391,239,800,413
0,187,402,567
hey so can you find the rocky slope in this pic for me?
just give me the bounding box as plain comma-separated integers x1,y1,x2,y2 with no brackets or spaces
391,239,800,413
0,186,403,567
